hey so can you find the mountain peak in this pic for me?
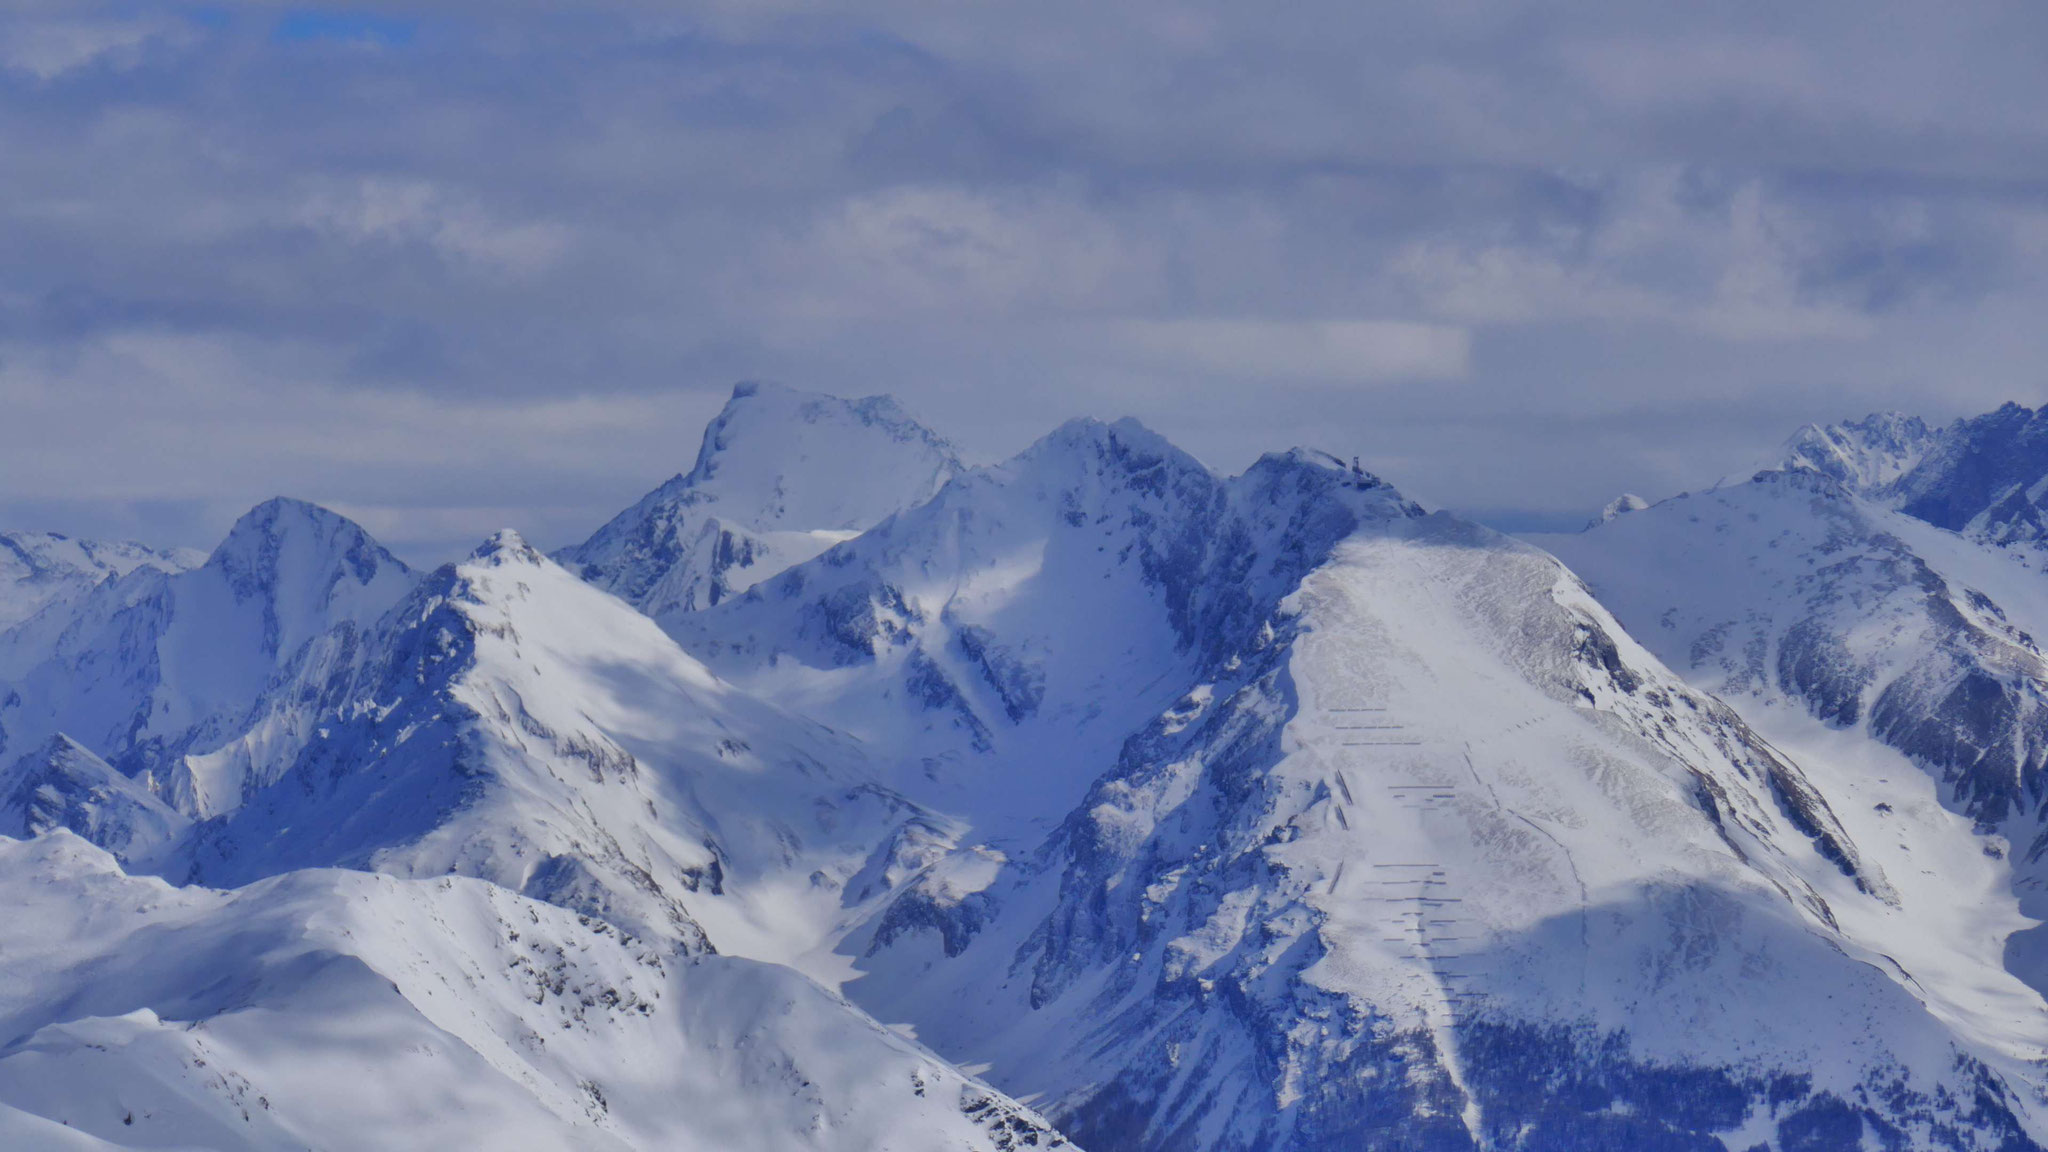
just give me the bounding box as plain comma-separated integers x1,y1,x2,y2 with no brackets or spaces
207,497,408,595
1777,412,1937,494
680,382,962,529
215,496,355,546
1046,413,1165,445
23,732,103,773
1017,416,1198,480
1235,446,1423,527
564,383,966,622
470,528,544,566
1248,445,1397,486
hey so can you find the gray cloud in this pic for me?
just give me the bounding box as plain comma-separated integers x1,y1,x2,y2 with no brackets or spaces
1,2,2044,561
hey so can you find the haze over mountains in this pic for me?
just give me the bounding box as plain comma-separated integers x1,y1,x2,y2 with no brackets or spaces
2,383,2047,1150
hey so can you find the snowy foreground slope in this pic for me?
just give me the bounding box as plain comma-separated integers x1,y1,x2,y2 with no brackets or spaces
2,386,2047,1150
0,834,1060,1150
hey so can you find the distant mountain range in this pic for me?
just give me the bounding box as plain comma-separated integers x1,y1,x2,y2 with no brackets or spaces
2,384,2045,1150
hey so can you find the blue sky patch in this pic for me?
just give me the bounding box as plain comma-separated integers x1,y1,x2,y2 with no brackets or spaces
271,9,416,47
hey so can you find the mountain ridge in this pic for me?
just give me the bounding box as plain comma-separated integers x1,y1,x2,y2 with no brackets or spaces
4,390,2048,1149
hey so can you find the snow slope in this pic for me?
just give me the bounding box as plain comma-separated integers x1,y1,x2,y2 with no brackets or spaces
1540,465,2048,1026
0,833,1066,1152
564,382,963,623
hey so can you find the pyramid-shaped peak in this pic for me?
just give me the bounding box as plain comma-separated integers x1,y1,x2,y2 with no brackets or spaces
217,496,361,542
1019,416,1199,476
207,498,407,588
194,498,415,671
563,383,965,621
664,382,962,532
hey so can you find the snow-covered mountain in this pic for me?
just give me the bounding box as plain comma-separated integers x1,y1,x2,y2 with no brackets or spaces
1779,412,1940,494
564,382,963,625
1542,449,2048,1015
1545,468,2048,836
0,498,415,809
680,417,2039,1149
0,502,1068,1149
1778,403,2048,550
674,417,1302,844
5,391,2048,1150
0,530,200,632
1889,403,2048,549
181,528,939,962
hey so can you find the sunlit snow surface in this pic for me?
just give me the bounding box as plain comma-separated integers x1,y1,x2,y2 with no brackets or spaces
1542,473,2048,1022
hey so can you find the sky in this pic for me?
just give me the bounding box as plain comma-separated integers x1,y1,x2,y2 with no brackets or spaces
3,2,2047,562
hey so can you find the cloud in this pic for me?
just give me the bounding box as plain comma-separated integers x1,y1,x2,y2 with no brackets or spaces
1389,172,1879,340
776,184,1154,319
1108,319,1470,382
1,1,2046,556
294,178,578,275
0,13,192,81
